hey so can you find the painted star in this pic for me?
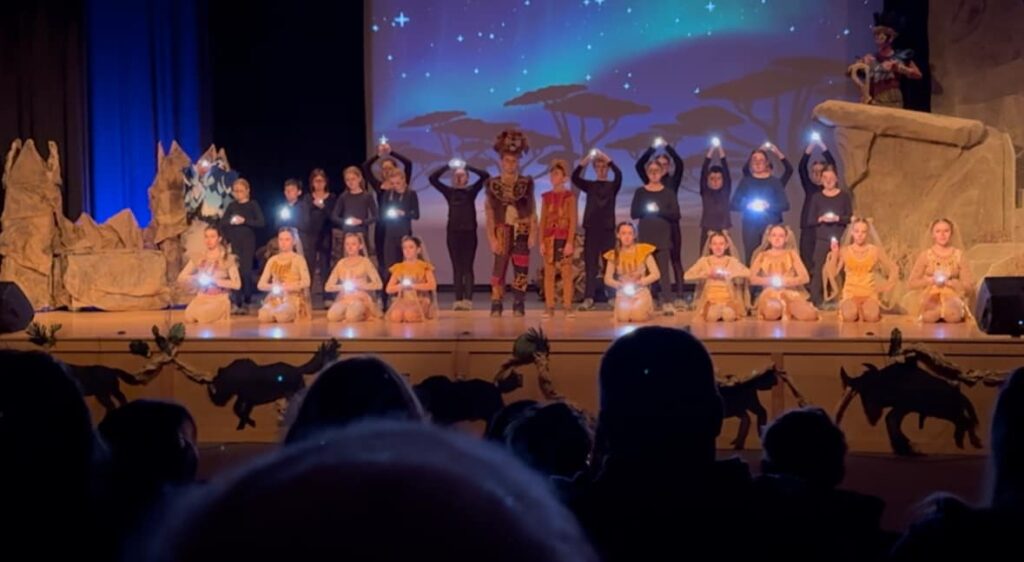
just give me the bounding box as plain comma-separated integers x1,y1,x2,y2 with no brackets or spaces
456,34,464,42
394,11,410,27
705,1,716,12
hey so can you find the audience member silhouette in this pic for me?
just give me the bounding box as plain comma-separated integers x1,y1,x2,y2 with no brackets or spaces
97,400,199,556
284,356,426,444
484,399,539,442
0,350,97,559
890,367,1024,561
145,421,598,562
506,401,593,480
756,407,893,561
565,326,756,562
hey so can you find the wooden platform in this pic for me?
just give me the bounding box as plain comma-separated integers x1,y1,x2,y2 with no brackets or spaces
3,307,1021,454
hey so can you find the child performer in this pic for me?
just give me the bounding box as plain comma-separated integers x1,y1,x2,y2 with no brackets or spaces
684,231,751,322
572,148,621,311
429,158,489,311
699,139,733,252
539,159,578,319
324,232,382,323
732,145,793,264
823,218,898,322
798,136,837,269
907,219,973,323
220,178,265,313
484,129,537,318
804,165,852,306
385,236,438,323
177,225,241,323
377,168,419,308
749,225,819,321
630,159,681,314
256,227,311,323
636,138,685,307
603,222,661,323
306,169,337,303
331,166,378,256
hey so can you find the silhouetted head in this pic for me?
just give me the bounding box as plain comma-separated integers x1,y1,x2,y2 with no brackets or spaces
282,178,302,203
284,357,425,445
506,402,593,479
990,368,1024,507
761,407,847,489
810,160,826,185
147,422,597,562
98,400,198,490
308,169,329,193
596,327,722,461
485,399,539,441
0,350,94,505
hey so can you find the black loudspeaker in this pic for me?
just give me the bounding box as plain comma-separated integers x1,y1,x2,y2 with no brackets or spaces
0,281,34,334
975,277,1024,337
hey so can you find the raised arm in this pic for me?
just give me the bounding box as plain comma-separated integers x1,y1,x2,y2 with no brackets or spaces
665,144,684,192
428,165,451,197
390,150,413,183
798,151,812,191
635,146,655,184
700,157,711,195
466,165,490,196
779,157,794,187
571,164,590,193
362,155,384,191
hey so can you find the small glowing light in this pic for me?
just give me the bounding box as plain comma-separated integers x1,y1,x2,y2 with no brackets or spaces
269,327,285,339
198,159,210,167
652,136,666,148
646,202,659,213
448,157,465,169
271,284,283,296
589,148,599,158
831,236,839,245
747,199,769,213
824,211,838,221
715,268,728,278
710,136,721,147
622,283,637,296
386,207,399,219
345,217,357,226
279,207,292,220
402,277,413,288
811,131,822,142
343,327,358,339
197,273,214,288
771,276,784,289
276,374,285,382
762,140,773,149
934,272,947,284
342,280,356,293
378,135,389,145
198,328,215,339
314,198,324,206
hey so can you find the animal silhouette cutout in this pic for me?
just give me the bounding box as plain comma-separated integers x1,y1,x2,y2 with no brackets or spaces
67,364,142,413
208,339,340,429
718,365,806,450
838,362,983,456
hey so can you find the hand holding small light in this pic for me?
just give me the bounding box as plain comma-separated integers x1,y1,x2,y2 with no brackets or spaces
621,282,637,296
342,280,357,293
770,275,784,289
652,136,667,149
449,157,466,169
401,277,414,288
197,273,214,288
279,207,292,220
747,198,769,213
271,284,283,296
933,271,947,286
386,207,400,219
710,136,721,148
646,202,660,214
230,214,244,225
344,217,358,226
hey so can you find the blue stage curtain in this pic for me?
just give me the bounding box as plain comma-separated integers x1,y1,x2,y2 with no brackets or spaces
86,0,203,224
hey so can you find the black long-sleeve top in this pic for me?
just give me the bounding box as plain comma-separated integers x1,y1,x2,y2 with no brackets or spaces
330,190,378,233
429,165,489,231
378,189,420,239
305,192,337,237
804,190,853,241
630,187,680,246
363,151,413,192
572,161,623,229
274,199,310,232
700,157,732,230
635,144,684,193
733,159,794,224
220,200,266,232
798,150,837,227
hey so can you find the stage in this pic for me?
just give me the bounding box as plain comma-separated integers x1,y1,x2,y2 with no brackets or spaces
3,300,1021,454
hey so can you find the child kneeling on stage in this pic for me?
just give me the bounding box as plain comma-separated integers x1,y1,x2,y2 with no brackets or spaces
178,225,241,323
749,225,818,321
257,227,312,323
603,222,660,323
385,236,438,323
324,232,383,323
684,231,750,322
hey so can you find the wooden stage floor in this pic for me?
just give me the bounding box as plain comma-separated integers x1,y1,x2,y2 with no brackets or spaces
4,306,1022,454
